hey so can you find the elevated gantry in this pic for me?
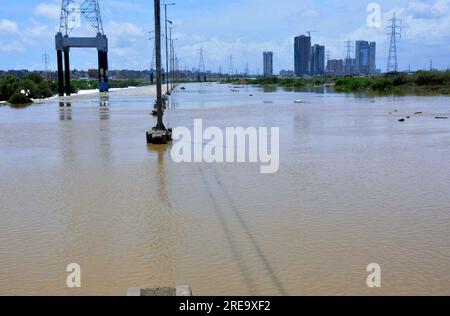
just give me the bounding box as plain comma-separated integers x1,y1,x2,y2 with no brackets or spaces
55,0,109,96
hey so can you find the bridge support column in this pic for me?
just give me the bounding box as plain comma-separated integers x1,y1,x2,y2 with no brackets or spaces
98,50,109,92
57,50,64,96
103,51,109,84
64,49,71,96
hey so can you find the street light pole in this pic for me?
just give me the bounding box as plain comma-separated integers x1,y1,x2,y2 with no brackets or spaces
163,3,175,95
147,0,172,144
169,27,173,91
171,38,178,89
154,0,164,130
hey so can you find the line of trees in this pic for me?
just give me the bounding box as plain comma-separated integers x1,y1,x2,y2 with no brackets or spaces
334,71,450,94
0,74,56,104
221,71,450,95
0,74,151,105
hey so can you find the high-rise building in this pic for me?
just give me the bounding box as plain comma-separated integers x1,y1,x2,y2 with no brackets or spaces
355,41,376,74
369,42,376,74
263,51,273,77
294,35,311,76
344,58,356,75
311,44,325,75
327,59,344,75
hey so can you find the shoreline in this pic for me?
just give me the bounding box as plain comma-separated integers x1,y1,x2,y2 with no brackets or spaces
222,72,450,96
29,85,171,104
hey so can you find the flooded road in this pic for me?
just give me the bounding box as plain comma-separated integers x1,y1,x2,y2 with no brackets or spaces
0,83,449,295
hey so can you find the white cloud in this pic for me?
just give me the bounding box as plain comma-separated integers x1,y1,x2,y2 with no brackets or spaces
0,19,19,35
301,9,319,18
106,21,145,41
34,2,61,20
432,0,450,16
104,21,149,69
0,40,24,53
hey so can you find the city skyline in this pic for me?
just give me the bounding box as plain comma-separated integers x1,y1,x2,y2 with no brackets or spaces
0,0,449,72
263,51,273,77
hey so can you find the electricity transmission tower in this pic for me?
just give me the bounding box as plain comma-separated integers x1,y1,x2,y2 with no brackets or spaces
325,50,331,73
228,54,234,76
198,46,206,74
42,52,49,72
344,39,353,75
59,0,104,35
56,0,108,95
387,12,402,73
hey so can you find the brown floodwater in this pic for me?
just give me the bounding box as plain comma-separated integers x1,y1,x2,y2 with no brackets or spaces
0,83,449,296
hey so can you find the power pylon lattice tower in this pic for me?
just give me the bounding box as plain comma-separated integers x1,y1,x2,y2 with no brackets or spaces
42,52,49,72
198,46,206,74
387,12,402,73
59,0,104,35
344,39,353,75
228,54,234,76
56,0,109,96
345,39,352,60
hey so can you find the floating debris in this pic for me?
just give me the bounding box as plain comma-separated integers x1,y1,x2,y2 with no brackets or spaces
398,118,406,122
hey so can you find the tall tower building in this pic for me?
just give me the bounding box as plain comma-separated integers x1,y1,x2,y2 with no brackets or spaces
263,51,273,77
311,44,325,75
355,41,376,75
369,42,376,74
294,35,311,76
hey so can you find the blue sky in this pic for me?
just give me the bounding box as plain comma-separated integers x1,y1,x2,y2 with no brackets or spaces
0,0,449,73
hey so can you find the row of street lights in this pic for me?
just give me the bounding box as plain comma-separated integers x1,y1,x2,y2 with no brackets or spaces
163,3,175,94
146,0,175,144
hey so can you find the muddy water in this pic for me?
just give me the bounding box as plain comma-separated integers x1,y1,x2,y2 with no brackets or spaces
0,83,449,295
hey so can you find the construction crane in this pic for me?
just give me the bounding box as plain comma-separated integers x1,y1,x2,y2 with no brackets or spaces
306,30,318,37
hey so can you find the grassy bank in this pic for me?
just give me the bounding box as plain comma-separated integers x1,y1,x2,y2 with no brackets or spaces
221,71,450,95
334,71,450,95
221,76,333,88
0,74,150,105
0,74,55,104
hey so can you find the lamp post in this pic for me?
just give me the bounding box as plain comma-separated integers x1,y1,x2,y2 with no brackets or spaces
162,2,175,95
147,0,172,144
169,27,178,91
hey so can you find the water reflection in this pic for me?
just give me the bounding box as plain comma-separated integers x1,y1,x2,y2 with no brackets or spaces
147,144,172,206
262,85,277,93
99,95,109,107
146,144,179,287
59,102,72,121
99,106,110,120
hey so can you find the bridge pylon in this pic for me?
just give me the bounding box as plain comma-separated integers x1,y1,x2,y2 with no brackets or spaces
55,0,109,96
